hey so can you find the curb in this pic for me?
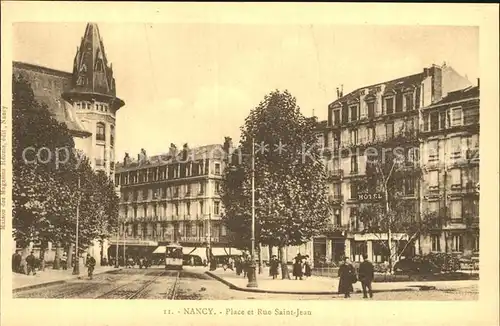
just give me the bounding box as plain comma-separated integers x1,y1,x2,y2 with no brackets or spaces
206,272,436,295
13,268,123,293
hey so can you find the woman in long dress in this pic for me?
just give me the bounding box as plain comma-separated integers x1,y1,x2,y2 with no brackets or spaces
304,255,312,278
338,257,356,298
269,255,279,279
292,254,303,280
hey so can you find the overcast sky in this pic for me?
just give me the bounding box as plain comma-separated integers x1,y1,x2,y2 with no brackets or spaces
13,23,478,160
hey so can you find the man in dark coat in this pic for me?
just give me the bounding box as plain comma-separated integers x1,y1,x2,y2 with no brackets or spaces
12,251,22,273
338,257,356,298
86,254,96,279
26,251,37,275
358,254,374,298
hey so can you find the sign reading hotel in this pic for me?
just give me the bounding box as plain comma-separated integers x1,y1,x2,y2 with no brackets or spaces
357,192,384,202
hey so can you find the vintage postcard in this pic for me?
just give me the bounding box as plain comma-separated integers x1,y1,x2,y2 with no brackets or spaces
1,2,498,326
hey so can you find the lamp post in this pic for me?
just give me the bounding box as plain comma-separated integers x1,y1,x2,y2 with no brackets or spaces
114,225,120,268
72,176,81,275
247,139,258,288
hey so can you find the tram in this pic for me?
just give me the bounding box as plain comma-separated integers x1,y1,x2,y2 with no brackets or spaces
165,243,183,270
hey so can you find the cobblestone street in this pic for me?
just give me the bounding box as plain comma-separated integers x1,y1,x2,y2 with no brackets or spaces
13,267,478,300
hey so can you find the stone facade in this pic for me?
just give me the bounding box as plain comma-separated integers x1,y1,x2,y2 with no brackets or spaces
314,63,475,264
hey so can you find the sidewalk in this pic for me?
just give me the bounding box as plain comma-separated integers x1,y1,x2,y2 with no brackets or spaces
12,265,122,292
206,267,478,295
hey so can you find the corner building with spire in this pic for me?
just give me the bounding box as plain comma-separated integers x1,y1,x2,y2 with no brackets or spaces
13,23,125,261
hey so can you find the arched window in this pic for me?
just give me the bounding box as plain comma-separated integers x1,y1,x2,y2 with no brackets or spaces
96,122,106,141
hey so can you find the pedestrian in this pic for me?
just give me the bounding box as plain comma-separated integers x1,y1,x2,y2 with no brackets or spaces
26,251,37,276
235,257,242,276
209,255,217,271
304,255,312,278
12,251,22,273
269,255,279,279
358,254,374,298
292,254,303,280
338,257,356,298
86,254,96,279
61,252,68,270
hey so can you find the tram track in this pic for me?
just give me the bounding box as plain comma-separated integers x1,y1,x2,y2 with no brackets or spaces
166,271,180,300
95,271,166,299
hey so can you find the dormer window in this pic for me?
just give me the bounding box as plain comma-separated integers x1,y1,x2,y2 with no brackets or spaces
366,101,375,118
384,97,394,115
450,107,463,127
395,92,403,113
404,93,414,111
341,104,349,124
332,107,341,126
350,105,358,122
96,59,104,72
76,102,82,110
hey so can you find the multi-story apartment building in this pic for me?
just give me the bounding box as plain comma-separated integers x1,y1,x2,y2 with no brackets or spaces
13,23,125,260
112,142,235,259
314,64,473,264
419,85,479,257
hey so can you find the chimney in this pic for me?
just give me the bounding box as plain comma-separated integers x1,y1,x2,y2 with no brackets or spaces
430,65,443,103
169,143,177,157
124,153,130,166
340,85,344,97
182,143,189,160
477,78,480,88
336,87,340,99
223,137,233,154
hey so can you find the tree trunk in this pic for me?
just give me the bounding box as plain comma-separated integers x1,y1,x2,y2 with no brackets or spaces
67,243,74,269
268,245,273,261
279,246,290,280
100,240,104,266
53,242,61,270
39,242,47,271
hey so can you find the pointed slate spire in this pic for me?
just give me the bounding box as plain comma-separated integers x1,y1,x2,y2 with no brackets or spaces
64,23,124,111
71,23,115,96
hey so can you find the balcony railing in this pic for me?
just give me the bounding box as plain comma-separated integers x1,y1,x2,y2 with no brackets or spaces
327,169,343,179
466,148,479,162
328,195,343,203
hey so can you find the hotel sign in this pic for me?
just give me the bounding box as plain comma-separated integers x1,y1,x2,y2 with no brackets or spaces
357,192,384,202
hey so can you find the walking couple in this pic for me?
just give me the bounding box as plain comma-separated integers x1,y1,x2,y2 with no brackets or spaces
338,254,374,299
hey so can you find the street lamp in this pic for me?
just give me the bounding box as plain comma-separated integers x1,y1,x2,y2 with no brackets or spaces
247,139,258,287
114,186,121,268
72,176,82,275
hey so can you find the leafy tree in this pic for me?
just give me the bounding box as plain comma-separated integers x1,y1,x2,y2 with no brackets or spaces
12,74,119,268
12,75,79,268
357,128,436,271
221,90,330,279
